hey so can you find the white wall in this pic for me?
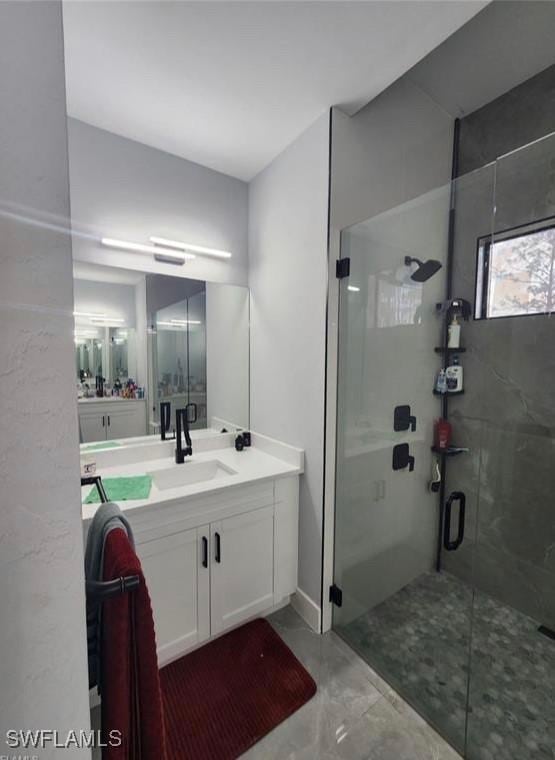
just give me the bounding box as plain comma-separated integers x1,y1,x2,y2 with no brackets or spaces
249,113,330,610
73,278,137,327
67,118,248,286
206,283,250,429
0,2,90,755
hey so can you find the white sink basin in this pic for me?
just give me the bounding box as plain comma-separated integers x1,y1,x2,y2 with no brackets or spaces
149,460,237,491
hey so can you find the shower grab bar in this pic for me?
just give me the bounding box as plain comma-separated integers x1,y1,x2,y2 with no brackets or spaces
443,491,466,551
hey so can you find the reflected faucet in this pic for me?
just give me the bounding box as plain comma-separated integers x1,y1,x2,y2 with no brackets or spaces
175,407,193,464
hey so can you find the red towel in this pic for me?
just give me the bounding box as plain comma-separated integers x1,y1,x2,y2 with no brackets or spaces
101,528,166,760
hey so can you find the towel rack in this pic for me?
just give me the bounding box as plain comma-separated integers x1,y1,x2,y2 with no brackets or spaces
82,474,140,599
81,474,109,503
86,575,140,600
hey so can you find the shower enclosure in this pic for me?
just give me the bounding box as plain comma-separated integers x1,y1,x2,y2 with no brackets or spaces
150,289,207,431
332,131,555,759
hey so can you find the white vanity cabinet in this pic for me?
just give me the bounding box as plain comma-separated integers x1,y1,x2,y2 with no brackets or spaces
136,526,210,664
79,400,147,442
210,505,275,635
129,476,299,666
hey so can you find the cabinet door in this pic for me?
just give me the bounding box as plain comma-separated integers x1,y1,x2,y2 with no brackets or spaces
136,526,210,666
106,404,146,440
210,506,274,636
79,411,106,442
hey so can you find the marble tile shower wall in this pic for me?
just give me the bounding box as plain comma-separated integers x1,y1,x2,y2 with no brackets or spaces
443,129,555,630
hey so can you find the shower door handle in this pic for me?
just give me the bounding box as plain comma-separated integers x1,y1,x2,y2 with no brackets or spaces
443,491,466,551
186,402,197,424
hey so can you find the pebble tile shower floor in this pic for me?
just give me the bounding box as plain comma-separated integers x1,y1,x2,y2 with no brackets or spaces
339,571,554,760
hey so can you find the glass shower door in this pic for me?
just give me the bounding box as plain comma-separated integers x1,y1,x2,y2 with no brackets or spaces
464,133,555,760
332,183,476,754
186,289,207,429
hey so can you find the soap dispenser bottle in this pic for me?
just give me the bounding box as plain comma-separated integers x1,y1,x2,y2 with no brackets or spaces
435,368,448,395
446,355,463,393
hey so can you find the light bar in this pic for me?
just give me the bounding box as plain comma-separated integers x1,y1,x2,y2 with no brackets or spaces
74,310,106,319
157,319,202,328
347,285,360,292
101,237,195,262
91,316,125,324
150,236,232,259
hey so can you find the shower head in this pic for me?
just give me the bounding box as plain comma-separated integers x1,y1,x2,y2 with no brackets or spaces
404,256,442,283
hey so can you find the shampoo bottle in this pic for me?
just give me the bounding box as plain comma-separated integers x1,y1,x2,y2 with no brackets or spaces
434,418,452,450
448,315,461,348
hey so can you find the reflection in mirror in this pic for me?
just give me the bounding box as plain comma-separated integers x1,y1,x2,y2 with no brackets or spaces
148,277,206,430
74,263,249,443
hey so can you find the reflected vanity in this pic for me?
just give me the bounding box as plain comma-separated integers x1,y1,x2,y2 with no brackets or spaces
74,262,250,444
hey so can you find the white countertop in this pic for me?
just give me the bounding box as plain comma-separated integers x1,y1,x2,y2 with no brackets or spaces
78,396,145,403
81,433,303,523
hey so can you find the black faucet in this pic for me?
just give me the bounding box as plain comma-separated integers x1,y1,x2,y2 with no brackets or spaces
175,407,193,464
160,401,175,441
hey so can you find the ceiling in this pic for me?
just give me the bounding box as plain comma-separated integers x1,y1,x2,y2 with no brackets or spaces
63,1,486,181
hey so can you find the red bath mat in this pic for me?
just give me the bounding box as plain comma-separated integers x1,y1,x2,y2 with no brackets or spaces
160,617,317,759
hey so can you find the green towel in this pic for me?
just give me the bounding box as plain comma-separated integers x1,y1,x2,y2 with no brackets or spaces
84,475,152,504
82,441,123,451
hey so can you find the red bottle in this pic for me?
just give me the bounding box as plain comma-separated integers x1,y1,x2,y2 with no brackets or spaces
435,418,452,450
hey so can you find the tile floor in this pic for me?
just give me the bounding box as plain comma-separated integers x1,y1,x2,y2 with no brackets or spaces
243,605,461,760
91,604,462,759
341,571,555,760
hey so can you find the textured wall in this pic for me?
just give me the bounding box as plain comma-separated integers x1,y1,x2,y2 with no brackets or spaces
444,70,555,630
0,2,91,756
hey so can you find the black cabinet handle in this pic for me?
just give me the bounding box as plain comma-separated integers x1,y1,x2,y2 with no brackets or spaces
444,491,466,551
102,415,105,427
202,536,208,568
215,532,221,563
107,415,110,426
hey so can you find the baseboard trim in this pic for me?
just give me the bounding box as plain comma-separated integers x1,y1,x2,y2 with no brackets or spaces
291,587,321,633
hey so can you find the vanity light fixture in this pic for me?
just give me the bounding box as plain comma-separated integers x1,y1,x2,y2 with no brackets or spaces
74,310,106,319
156,319,202,328
91,316,125,324
347,285,360,292
101,237,195,263
150,236,232,260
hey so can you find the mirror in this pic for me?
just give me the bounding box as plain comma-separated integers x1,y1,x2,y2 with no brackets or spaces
74,262,249,443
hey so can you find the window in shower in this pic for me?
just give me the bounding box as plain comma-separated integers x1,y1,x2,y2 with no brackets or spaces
475,217,555,319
